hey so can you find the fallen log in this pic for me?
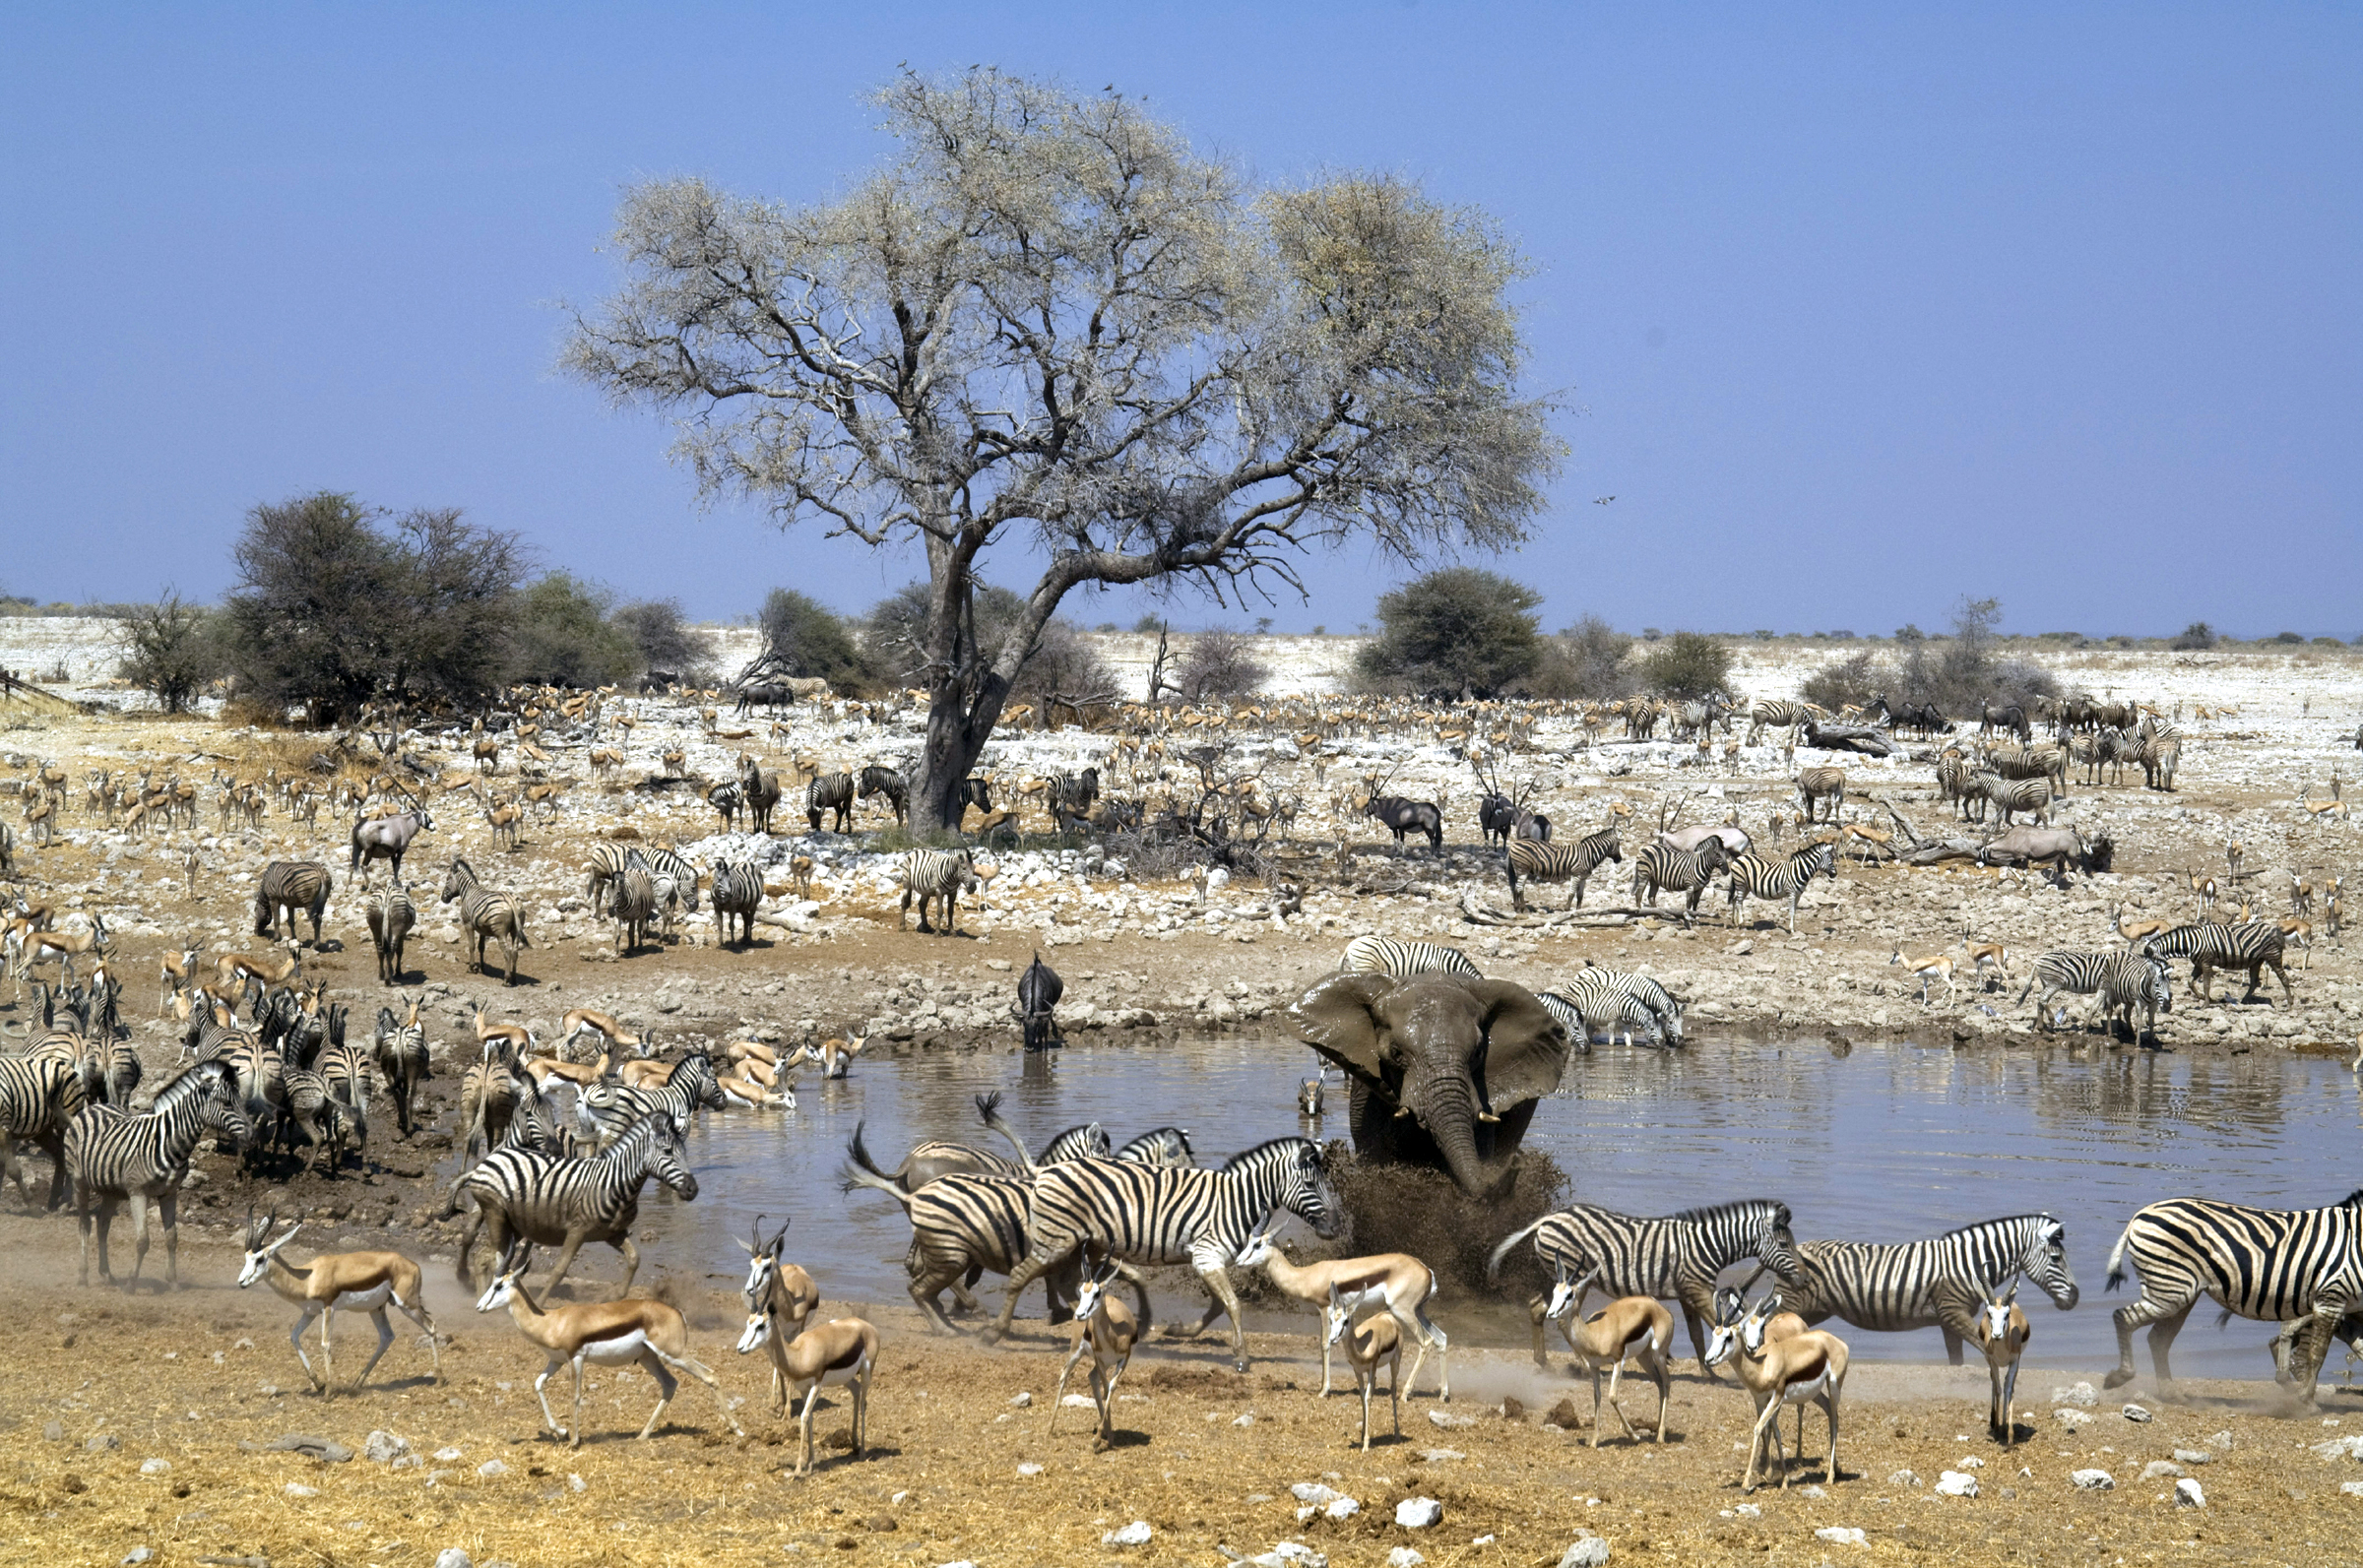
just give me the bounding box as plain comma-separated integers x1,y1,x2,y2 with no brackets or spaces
1803,722,1895,757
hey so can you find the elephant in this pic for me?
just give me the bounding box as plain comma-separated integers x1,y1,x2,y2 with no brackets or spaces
1290,972,1570,1196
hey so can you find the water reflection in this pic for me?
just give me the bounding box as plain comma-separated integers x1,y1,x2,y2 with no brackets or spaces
651,1036,2360,1376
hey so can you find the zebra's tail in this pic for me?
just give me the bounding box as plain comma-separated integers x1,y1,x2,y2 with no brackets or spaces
2013,971,2037,1007
514,913,532,950
1486,1215,1553,1285
839,1122,916,1209
2103,1216,2139,1291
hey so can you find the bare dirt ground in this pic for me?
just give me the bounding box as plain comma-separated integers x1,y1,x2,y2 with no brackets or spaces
3,637,2362,1564
8,1222,2363,1568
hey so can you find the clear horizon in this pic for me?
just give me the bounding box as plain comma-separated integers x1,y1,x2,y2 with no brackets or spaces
4,5,2355,640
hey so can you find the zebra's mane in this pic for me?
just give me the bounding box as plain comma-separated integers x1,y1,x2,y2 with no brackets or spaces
2339,1188,2363,1211
1221,1136,1315,1172
1662,1196,1786,1225
1933,1213,2058,1241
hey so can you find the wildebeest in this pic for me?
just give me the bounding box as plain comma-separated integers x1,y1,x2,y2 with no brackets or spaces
1980,702,2031,744
351,809,432,884
1363,794,1443,851
1016,952,1063,1052
734,681,794,715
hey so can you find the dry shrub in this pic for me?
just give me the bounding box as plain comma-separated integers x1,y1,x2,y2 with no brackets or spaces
1322,1141,1566,1299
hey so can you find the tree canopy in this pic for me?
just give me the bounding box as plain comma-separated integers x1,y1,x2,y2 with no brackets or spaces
564,69,1559,827
1355,567,1544,698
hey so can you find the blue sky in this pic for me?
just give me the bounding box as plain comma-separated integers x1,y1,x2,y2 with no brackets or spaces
3,4,2356,637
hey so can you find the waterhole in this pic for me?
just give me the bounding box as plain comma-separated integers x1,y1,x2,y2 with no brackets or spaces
635,1036,2361,1377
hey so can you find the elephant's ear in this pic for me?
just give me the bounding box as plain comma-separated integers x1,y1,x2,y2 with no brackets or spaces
1465,978,1570,1107
1290,972,1395,1081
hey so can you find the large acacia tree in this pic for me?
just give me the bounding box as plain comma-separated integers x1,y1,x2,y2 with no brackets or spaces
565,70,1559,830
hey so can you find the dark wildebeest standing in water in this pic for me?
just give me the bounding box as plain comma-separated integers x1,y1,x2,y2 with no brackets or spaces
1016,952,1063,1052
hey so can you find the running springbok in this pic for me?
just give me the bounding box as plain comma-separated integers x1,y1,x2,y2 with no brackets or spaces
734,1312,878,1476
1052,1260,1140,1447
1548,1265,1673,1447
236,1209,441,1396
1235,1224,1448,1400
476,1243,741,1448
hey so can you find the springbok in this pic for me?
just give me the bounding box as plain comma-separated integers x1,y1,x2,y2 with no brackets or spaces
1706,1295,1849,1493
1969,1279,2030,1450
1051,1261,1140,1447
1547,1266,1673,1446
237,1209,441,1395
475,1243,741,1449
1235,1224,1447,1399
734,1314,878,1476
1325,1295,1404,1452
1887,948,1955,1006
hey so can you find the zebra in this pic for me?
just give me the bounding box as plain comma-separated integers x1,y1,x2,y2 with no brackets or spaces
1546,967,1686,1049
1725,842,1837,934
1795,766,1845,826
441,855,530,984
372,1000,429,1138
711,858,764,947
1048,768,1102,827
1750,1216,2078,1365
364,883,415,985
581,843,633,913
1114,1127,1196,1166
2103,1190,2363,1399
253,860,333,945
857,764,909,826
575,1052,728,1150
443,1107,699,1297
1337,935,1481,979
894,848,982,935
1746,700,1820,745
2016,950,2172,1040
990,1138,1342,1371
639,846,701,934
1538,986,1661,1050
882,1092,1108,1192
1504,828,1623,912
1972,773,2053,828
609,862,660,956
841,1124,1111,1330
64,1058,252,1286
277,1060,351,1175
805,770,856,834
2140,920,2294,1007
739,755,785,834
316,1005,371,1164
1629,837,1731,926
0,1052,84,1210
1488,1199,1801,1376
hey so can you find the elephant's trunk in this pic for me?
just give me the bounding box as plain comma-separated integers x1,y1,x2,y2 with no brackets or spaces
1415,1071,1498,1197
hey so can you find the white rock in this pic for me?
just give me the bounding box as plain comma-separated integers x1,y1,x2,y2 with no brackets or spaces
1061,1393,1097,1408
1103,1521,1153,1546
434,1552,473,1568
432,1446,465,1462
1387,1550,1428,1568
1295,1506,1317,1525
121,1552,154,1566
2173,1448,2212,1466
2175,1478,2206,1508
1395,1497,1442,1529
1324,1496,1360,1521
1886,1469,1921,1487
1234,1412,1257,1427
2070,1469,2115,1490
1734,1503,1761,1518
2054,1409,2093,1428
2313,1434,2363,1460
1935,1472,1978,1498
285,1482,320,1498
1420,1449,1465,1463
2141,1461,2184,1480
1556,1538,1611,1568
1015,1463,1044,1476
1954,1455,1984,1469
568,1473,586,1493
2051,1381,2099,1408
1290,1482,1342,1505
2340,1479,2363,1498
363,1430,411,1463
1814,1527,1868,1546
2121,1403,2153,1423
1008,1391,1032,1408
476,1459,507,1478
139,1459,170,1475
1426,1410,1475,1429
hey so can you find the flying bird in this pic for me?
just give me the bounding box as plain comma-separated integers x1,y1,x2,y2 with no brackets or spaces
1593,496,1617,505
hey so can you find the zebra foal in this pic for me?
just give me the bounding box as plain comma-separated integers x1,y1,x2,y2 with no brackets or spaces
253,860,333,945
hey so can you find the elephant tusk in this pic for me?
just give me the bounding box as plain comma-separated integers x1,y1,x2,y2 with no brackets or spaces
1393,1105,1412,1119
1477,1109,1501,1124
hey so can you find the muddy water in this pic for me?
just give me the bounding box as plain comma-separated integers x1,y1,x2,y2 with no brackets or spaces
648,1037,2363,1377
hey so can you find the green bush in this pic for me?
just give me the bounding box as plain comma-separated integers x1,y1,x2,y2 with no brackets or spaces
763,588,875,690
611,598,716,681
1638,631,1732,698
114,590,222,713
1354,567,1542,698
505,573,640,688
1526,614,1634,700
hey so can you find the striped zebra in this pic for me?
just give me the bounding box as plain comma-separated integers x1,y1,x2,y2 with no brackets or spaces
989,1138,1342,1371
575,1052,727,1149
609,861,661,956
841,1124,1113,1330
1795,766,1845,826
1538,986,1660,1050
738,755,785,834
642,846,701,932
580,844,633,914
2141,920,2293,1007
1725,842,1837,934
1338,935,1481,979
277,1061,351,1174
1971,773,2053,828
886,1093,1109,1190
441,856,530,984
858,764,910,826
2016,950,2172,1040
806,770,856,834
1756,1215,2078,1364
1545,967,1686,1049
711,858,764,947
1504,828,1624,912
252,860,333,945
64,1059,252,1286
894,848,982,935
1488,1199,1800,1374
443,1107,698,1297
1629,838,1731,926
1746,700,1820,745
1114,1127,1195,1166
2104,1190,2363,1398
2132,718,2183,791
371,1000,429,1138
316,1006,371,1162
364,882,415,985
0,1052,84,1210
